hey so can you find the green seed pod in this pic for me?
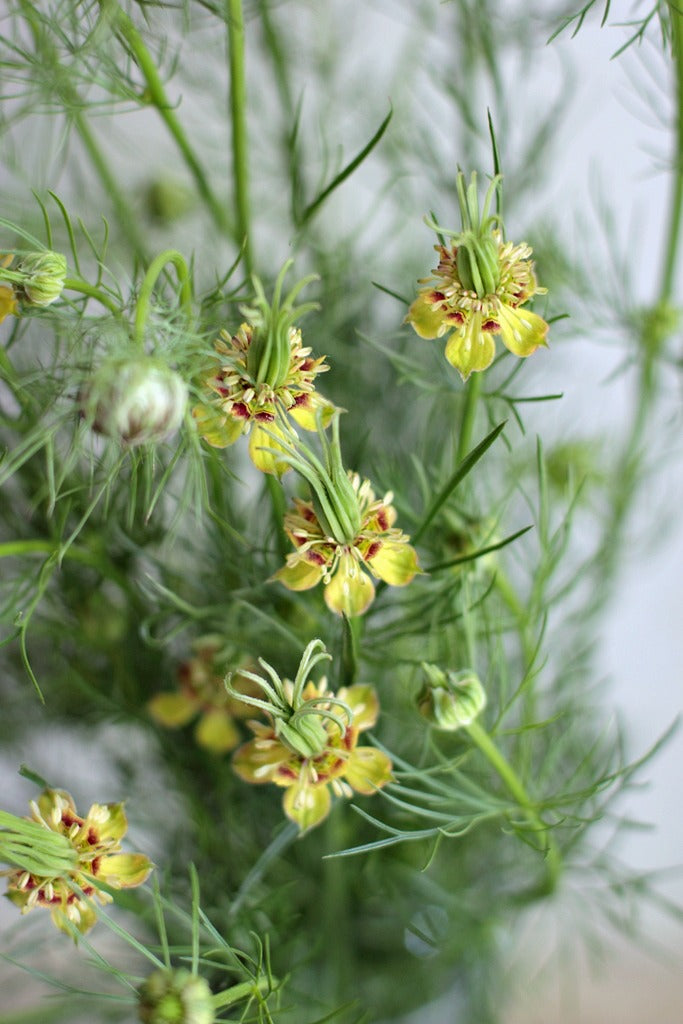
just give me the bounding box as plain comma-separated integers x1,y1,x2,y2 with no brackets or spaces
276,713,329,758
417,664,486,731
16,251,67,306
138,969,214,1024
456,236,500,298
81,357,187,447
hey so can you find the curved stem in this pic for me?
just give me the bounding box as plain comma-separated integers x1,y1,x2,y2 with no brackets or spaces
465,719,562,897
227,0,253,273
102,1,233,237
134,249,192,346
63,277,121,316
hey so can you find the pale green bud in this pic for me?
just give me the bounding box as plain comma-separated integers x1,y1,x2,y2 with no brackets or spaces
138,969,214,1024
456,236,500,297
146,179,195,223
16,251,67,306
276,713,328,757
81,357,187,447
417,664,486,731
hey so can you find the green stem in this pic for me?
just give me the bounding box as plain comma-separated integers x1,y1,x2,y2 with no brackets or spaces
134,249,192,346
659,7,683,304
455,372,482,465
102,1,233,237
227,0,253,272
465,719,562,897
63,277,121,316
212,977,273,1010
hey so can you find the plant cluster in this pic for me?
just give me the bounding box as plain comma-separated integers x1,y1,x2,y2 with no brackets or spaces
0,2,681,1023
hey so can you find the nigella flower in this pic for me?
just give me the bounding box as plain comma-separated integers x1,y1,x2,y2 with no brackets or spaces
406,172,549,380
3,789,151,935
268,410,420,616
275,473,419,617
193,262,332,475
147,636,261,754
230,640,393,832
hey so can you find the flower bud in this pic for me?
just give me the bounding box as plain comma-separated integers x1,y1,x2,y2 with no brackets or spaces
456,236,500,297
138,969,214,1024
417,664,486,731
276,712,329,758
16,251,67,306
81,357,187,446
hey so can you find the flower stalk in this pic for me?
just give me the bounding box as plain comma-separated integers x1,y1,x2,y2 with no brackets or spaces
227,0,252,272
134,250,193,347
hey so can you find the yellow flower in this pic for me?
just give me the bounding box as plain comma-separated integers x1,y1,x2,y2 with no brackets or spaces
230,641,392,832
147,636,260,754
406,172,548,380
274,472,420,617
193,263,333,475
3,789,151,935
193,322,332,474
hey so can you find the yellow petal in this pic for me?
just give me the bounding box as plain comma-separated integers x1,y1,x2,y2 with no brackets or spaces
283,782,331,832
496,304,549,357
97,852,152,888
233,737,288,784
274,558,325,592
192,404,243,448
85,801,128,843
248,422,291,477
444,315,496,381
194,709,240,754
147,691,198,728
324,555,375,617
337,684,380,731
345,746,393,795
289,391,335,432
0,284,18,322
367,540,419,587
406,292,449,340
52,900,98,935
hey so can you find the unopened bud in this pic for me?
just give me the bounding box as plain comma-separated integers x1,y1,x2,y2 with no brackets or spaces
417,664,486,731
138,969,214,1024
276,713,329,758
456,236,500,297
16,251,67,306
81,357,187,447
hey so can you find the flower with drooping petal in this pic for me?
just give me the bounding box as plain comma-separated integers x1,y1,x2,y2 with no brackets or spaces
406,172,548,380
3,789,151,935
193,262,332,475
230,640,393,832
148,636,261,754
275,471,419,617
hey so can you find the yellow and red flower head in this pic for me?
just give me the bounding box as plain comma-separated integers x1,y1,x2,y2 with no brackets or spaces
193,262,332,475
229,640,393,832
147,636,262,754
275,473,419,617
3,788,151,935
406,172,549,380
